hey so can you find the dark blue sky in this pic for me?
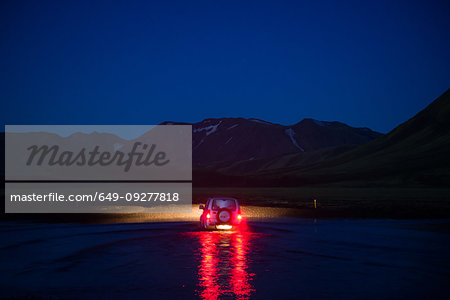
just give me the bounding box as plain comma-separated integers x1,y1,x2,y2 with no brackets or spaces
1,0,449,133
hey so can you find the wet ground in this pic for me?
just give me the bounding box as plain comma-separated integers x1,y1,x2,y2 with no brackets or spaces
0,219,449,299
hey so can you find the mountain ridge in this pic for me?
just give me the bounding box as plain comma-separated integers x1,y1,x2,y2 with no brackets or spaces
161,117,382,167
241,89,450,187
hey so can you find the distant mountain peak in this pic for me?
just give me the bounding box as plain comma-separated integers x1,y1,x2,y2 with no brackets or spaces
160,116,381,166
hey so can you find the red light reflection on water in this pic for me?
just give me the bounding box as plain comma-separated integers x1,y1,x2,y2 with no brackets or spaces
198,232,220,300
193,230,256,300
230,232,253,299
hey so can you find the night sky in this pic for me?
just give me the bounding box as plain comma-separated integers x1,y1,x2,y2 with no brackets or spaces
1,0,449,133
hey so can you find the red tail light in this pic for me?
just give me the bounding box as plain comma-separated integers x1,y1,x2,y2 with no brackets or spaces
206,212,211,219
237,214,242,221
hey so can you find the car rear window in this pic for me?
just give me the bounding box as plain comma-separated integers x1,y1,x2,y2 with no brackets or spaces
212,199,236,211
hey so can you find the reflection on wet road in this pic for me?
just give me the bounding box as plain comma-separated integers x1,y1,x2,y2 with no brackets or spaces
193,231,256,299
0,219,449,299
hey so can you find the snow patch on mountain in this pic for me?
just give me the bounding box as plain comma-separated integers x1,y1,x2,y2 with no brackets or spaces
250,119,272,125
313,119,325,127
194,138,205,150
312,119,334,127
228,124,239,130
194,121,222,136
225,137,233,144
285,128,305,152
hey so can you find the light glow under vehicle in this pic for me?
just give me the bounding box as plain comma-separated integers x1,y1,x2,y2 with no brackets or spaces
216,225,232,230
237,214,242,221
